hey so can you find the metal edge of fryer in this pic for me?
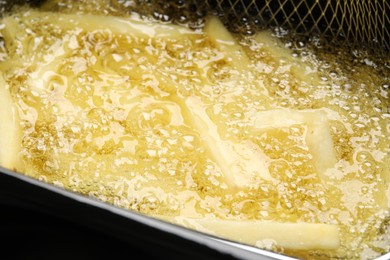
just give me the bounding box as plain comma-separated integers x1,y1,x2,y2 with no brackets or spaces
0,166,298,260
3,166,390,259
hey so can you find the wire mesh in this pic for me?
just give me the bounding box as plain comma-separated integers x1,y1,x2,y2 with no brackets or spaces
0,0,389,53
112,0,390,53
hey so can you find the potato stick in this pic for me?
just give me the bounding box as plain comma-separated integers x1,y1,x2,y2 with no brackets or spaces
0,15,22,57
204,16,250,70
0,74,22,171
304,111,337,176
254,31,321,85
161,216,340,250
185,96,273,188
2,10,201,39
154,66,272,189
254,109,337,179
144,64,273,189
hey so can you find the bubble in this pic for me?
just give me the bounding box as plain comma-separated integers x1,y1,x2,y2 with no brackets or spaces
175,0,185,7
360,186,369,194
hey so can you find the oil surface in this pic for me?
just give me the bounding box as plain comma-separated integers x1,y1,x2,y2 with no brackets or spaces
0,1,389,259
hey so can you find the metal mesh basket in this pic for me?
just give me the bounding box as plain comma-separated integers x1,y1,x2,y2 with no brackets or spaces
1,0,389,53
109,0,390,54
197,0,390,52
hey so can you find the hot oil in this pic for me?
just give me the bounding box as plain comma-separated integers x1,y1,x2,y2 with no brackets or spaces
0,1,389,259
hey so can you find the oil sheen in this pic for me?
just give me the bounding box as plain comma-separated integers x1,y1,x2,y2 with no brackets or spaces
0,1,389,259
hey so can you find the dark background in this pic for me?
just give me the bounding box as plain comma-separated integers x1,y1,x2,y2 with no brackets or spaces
0,171,238,260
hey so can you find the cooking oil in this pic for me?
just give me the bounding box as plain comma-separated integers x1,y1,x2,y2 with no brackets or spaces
0,1,389,259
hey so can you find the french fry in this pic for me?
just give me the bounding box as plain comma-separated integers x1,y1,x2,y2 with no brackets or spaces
0,74,22,171
185,96,273,188
254,109,337,179
254,31,321,85
8,10,201,39
204,16,250,70
162,216,340,250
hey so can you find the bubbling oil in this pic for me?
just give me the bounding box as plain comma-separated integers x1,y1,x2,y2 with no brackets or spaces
0,1,389,259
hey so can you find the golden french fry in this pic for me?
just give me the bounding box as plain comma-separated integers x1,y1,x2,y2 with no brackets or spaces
254,109,337,179
204,16,250,70
162,217,340,250
254,31,321,85
0,74,22,171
